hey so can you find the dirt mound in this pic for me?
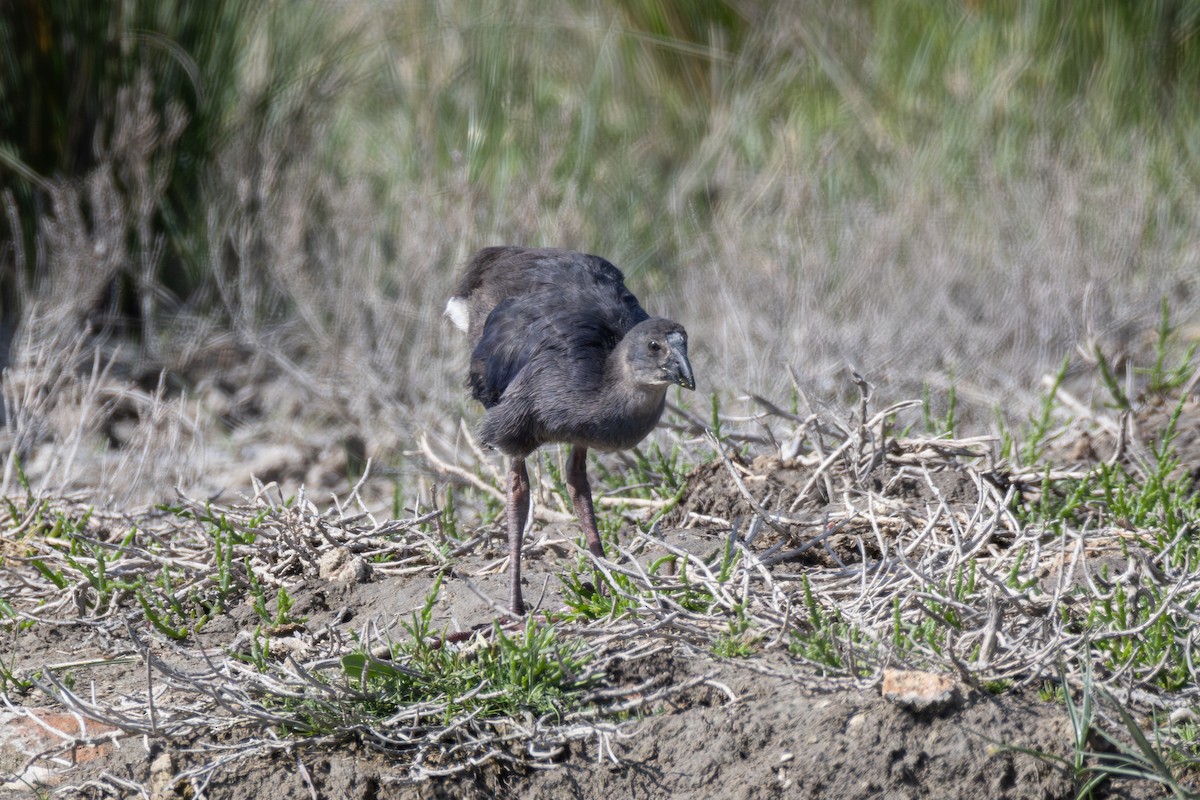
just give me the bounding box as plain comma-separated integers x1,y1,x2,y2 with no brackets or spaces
666,434,996,573
520,670,1076,800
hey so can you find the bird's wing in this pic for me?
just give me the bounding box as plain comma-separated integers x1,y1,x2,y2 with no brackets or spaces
469,296,538,408
453,248,650,341
469,297,625,408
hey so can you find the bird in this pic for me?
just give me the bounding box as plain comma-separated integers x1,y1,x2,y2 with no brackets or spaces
446,246,695,615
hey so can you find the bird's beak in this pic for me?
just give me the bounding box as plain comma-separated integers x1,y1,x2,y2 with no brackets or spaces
667,339,695,391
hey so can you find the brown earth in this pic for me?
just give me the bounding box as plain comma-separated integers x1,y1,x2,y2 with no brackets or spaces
0,526,1085,800
4,393,1199,799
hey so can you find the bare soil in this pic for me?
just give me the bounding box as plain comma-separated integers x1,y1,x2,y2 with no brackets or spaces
4,394,1199,799
1,524,1084,800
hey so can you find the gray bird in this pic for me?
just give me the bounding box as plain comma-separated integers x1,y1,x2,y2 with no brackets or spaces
446,246,695,614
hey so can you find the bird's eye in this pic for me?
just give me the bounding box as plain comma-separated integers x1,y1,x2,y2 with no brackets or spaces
648,340,661,352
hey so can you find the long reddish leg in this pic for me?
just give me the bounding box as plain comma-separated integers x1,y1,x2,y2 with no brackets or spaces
566,445,604,558
507,457,530,615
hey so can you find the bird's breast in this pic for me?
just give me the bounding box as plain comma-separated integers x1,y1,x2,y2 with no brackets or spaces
542,389,667,452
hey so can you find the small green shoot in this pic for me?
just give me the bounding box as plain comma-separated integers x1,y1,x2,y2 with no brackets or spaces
269,586,305,629
922,381,957,435
1021,355,1070,465
1094,343,1132,412
712,606,756,658
1146,298,1198,394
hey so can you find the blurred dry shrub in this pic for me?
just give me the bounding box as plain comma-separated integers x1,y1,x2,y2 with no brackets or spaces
2,2,1200,503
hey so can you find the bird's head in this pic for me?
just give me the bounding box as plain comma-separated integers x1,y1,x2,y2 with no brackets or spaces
620,318,695,392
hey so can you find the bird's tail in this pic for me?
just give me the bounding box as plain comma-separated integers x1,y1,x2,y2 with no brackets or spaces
444,297,470,332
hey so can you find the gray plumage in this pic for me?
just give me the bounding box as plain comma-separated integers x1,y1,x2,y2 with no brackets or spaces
446,246,695,614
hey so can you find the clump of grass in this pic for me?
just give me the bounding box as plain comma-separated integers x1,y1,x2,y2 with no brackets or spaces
557,524,763,664
1146,299,1199,395
336,575,596,723
1009,324,1199,691
788,575,859,672
559,548,726,622
922,381,958,436
1000,664,1200,800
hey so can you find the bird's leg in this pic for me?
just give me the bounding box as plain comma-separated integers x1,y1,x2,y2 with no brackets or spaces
507,457,530,615
566,445,605,558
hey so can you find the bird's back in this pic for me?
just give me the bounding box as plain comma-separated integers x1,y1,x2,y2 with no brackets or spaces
447,247,648,347
448,247,649,410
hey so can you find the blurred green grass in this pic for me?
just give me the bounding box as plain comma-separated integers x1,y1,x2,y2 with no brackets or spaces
2,0,1199,448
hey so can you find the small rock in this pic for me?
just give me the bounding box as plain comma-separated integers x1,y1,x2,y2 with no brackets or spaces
148,751,176,800
0,765,55,792
270,636,312,659
318,549,371,583
881,669,963,712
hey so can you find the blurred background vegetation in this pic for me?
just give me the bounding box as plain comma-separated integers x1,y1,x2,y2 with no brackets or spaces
1,0,1199,497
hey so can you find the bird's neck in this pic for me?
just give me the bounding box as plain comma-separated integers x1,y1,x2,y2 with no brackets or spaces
604,345,668,412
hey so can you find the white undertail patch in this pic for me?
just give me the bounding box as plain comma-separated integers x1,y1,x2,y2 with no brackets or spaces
444,297,470,332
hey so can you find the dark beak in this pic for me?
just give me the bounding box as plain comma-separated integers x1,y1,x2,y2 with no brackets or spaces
670,347,696,391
